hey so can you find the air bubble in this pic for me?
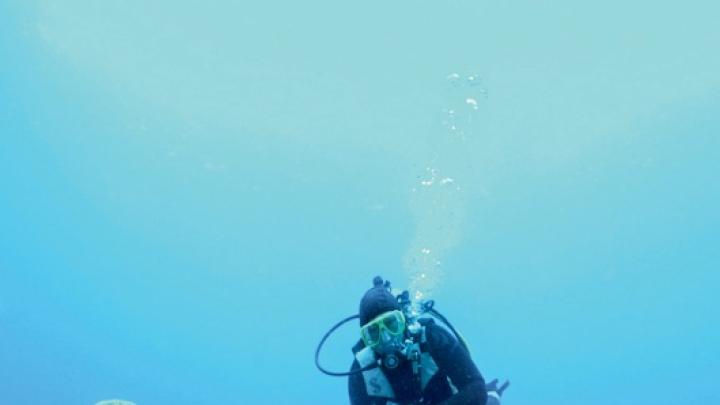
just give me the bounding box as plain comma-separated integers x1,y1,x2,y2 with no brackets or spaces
466,75,482,86
446,73,461,85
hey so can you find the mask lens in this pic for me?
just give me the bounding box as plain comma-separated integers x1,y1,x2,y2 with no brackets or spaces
363,323,381,345
383,314,400,333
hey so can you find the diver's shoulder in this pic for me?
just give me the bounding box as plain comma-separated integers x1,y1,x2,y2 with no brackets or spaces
419,317,449,335
417,318,450,342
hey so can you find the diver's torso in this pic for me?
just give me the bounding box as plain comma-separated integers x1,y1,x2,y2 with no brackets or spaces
379,360,454,405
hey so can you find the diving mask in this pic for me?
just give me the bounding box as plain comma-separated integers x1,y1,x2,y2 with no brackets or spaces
360,310,406,349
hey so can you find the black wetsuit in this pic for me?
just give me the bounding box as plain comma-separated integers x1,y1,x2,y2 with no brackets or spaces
348,320,487,405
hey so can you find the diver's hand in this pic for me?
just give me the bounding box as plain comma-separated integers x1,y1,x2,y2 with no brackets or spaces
485,378,510,396
485,378,510,405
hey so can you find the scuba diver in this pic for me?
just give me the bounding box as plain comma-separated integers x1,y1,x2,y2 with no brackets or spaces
316,276,509,405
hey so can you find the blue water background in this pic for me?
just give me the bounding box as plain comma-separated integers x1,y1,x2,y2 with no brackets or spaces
1,1,719,404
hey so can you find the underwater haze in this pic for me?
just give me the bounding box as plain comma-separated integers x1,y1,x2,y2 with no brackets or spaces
1,1,719,404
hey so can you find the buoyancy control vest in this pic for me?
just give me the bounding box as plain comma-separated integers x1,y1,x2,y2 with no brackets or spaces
354,320,457,403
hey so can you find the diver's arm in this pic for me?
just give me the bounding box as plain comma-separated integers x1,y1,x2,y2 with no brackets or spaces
426,324,488,405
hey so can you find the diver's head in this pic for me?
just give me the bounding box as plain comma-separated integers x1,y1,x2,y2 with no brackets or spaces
359,276,400,325
359,277,406,357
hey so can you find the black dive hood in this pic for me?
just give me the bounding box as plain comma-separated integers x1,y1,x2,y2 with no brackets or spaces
315,281,470,377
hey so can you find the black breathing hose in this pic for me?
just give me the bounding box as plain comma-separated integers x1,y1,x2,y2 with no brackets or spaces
314,314,379,377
